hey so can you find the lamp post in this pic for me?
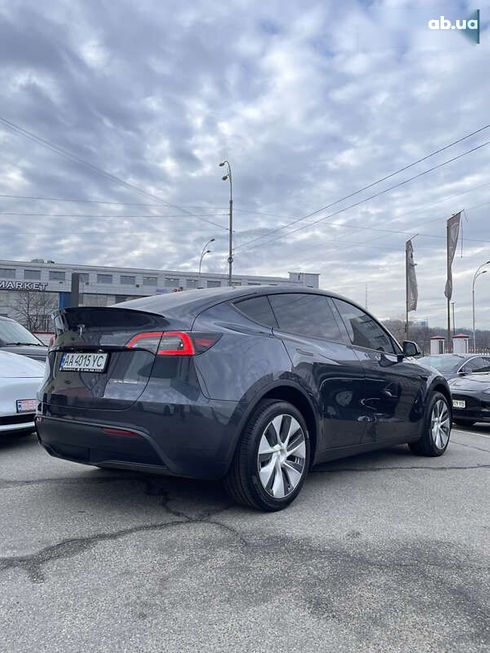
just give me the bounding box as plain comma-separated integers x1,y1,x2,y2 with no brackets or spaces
472,260,490,352
219,160,233,286
198,238,215,288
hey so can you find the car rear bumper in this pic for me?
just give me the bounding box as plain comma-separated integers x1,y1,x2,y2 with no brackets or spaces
0,415,35,433
452,409,490,422
452,393,490,423
35,397,244,480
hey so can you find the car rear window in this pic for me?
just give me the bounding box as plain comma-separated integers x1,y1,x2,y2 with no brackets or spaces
235,296,278,328
269,293,344,341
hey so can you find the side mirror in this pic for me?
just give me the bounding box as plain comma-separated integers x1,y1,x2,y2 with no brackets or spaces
402,340,421,357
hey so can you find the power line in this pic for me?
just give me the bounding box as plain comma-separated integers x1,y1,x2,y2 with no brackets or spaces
0,193,227,211
0,211,228,219
258,198,490,269
0,212,228,231
234,140,490,252
235,125,490,250
0,116,214,221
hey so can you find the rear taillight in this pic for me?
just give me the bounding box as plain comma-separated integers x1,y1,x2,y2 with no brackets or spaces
126,331,220,356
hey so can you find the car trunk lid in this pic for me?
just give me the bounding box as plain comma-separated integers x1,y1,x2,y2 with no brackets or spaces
44,306,174,410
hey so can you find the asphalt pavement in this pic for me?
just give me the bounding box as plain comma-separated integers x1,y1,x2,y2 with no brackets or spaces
0,425,489,652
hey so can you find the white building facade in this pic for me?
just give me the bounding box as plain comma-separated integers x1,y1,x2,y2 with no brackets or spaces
0,259,320,329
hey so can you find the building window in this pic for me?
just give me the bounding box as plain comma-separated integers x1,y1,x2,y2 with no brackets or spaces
143,276,157,286
247,282,260,286
165,277,180,288
97,274,113,284
231,281,242,286
120,275,136,285
207,280,221,288
49,271,65,281
24,269,41,280
0,268,16,279
78,273,89,284
186,279,199,289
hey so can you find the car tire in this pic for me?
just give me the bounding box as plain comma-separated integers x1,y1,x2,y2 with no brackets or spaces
224,399,311,511
408,391,451,457
453,419,476,427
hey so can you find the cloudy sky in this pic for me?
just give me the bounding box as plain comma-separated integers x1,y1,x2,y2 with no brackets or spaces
0,0,488,328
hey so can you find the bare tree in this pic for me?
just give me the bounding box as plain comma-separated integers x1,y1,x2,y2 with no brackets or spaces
11,290,58,332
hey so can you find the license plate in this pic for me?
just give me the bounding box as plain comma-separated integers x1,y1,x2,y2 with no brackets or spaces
453,399,466,409
60,352,108,373
16,399,37,413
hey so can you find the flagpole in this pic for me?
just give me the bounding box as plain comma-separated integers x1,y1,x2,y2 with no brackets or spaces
447,218,452,353
405,241,409,339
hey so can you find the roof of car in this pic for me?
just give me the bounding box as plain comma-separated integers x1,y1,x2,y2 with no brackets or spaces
421,353,479,359
112,285,347,317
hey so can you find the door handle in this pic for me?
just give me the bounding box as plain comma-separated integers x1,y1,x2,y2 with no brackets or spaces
297,349,314,357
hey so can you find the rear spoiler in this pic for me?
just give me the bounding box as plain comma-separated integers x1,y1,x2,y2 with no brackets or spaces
52,307,166,336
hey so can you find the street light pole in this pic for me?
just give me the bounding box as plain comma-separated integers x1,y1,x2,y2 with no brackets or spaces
472,260,490,352
198,238,215,288
219,160,233,286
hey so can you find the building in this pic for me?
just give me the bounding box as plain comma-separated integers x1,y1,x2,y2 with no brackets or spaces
0,259,320,330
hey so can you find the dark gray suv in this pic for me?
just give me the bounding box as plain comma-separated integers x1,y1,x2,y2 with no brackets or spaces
36,286,451,511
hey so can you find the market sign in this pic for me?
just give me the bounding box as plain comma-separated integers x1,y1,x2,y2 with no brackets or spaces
0,280,48,291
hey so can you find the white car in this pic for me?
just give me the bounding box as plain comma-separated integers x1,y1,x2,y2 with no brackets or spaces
0,351,45,435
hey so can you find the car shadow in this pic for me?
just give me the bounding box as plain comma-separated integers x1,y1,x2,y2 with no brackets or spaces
311,443,415,473
0,430,36,450
453,422,490,434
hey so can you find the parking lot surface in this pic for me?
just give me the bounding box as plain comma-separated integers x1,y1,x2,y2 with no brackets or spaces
1,426,489,653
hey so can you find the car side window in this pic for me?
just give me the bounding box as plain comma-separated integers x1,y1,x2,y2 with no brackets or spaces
463,357,489,373
333,299,396,354
234,296,278,328
268,293,344,341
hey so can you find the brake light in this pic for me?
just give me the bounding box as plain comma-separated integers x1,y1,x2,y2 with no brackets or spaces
126,331,220,356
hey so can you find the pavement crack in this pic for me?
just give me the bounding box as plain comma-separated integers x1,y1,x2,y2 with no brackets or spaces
0,489,245,584
451,440,490,454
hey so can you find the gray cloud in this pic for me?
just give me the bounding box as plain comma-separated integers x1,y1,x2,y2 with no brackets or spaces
0,0,488,327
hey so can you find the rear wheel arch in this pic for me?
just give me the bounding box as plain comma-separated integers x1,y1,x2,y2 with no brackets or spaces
238,384,319,466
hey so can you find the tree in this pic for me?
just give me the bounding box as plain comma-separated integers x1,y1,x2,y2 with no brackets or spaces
11,290,58,332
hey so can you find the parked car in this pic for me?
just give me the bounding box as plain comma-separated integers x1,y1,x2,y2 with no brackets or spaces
36,287,451,511
0,351,44,436
418,353,490,381
0,316,49,362
449,372,490,426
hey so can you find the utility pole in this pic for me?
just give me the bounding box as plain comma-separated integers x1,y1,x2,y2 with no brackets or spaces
198,238,215,288
472,261,490,352
219,160,233,286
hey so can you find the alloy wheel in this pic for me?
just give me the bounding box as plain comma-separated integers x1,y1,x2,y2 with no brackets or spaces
430,398,450,449
257,413,307,499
